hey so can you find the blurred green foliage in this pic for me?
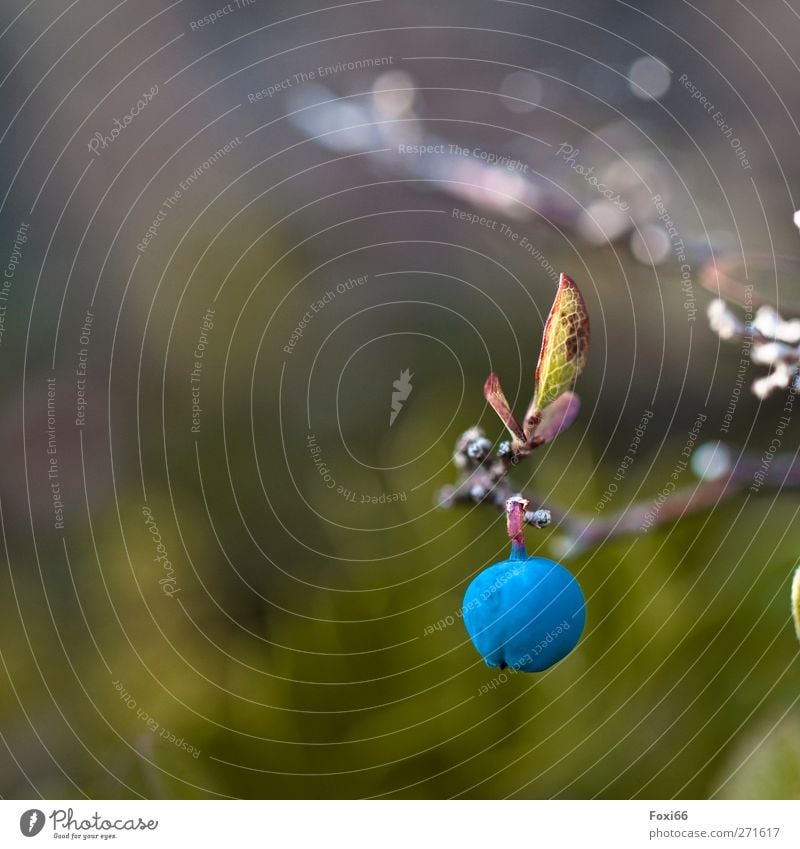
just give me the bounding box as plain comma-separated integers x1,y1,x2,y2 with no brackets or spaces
3,368,798,798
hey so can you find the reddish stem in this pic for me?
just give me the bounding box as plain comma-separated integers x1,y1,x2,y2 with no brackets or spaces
506,495,528,555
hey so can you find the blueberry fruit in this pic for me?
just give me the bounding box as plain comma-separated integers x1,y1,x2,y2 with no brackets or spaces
463,545,585,673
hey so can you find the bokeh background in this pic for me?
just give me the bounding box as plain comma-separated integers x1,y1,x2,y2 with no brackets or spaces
1,0,799,799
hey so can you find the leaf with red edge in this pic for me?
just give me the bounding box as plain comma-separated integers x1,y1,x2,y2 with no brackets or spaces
525,273,589,436
484,373,526,443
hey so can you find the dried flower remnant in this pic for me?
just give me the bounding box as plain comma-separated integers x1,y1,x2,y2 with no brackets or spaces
707,298,800,399
705,215,800,400
702,214,800,645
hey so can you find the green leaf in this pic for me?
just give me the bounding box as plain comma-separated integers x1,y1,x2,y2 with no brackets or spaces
525,273,590,434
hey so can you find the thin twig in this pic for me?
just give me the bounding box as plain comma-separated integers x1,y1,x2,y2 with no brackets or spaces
438,443,800,557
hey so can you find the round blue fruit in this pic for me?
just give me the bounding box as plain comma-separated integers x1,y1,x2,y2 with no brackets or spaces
462,552,585,672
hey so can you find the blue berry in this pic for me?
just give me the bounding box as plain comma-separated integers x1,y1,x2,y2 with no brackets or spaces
462,546,585,672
